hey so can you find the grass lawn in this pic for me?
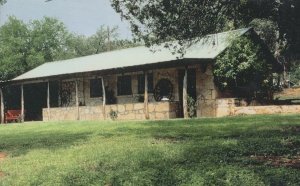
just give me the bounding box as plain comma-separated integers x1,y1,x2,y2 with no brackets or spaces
1,115,300,185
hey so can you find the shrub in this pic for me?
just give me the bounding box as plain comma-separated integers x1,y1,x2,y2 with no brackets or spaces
187,95,197,118
109,110,118,120
213,36,273,99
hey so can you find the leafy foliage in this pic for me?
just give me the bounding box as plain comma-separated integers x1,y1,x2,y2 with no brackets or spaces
0,0,6,5
0,17,72,80
214,36,272,96
111,0,240,46
0,17,137,81
30,17,72,62
110,0,300,83
289,61,300,85
0,17,32,80
109,109,118,120
68,26,138,57
250,19,278,53
110,0,300,58
187,95,197,118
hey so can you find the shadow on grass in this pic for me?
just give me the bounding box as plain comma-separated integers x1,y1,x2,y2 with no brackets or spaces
60,116,300,185
4,115,300,185
94,119,300,185
0,131,92,157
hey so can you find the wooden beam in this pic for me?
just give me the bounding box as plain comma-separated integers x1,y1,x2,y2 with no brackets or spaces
101,77,106,119
75,80,79,120
144,72,149,119
21,84,24,122
47,81,50,121
82,78,86,105
0,88,4,124
183,66,188,119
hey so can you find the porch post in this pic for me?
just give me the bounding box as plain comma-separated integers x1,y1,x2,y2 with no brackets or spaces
183,66,188,119
47,81,51,121
21,84,24,122
0,87,4,124
144,72,149,119
75,80,79,120
101,77,106,119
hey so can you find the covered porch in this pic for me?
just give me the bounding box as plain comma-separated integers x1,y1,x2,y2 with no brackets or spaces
0,59,214,122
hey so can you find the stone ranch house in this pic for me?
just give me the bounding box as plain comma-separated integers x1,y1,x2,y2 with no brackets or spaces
0,28,285,122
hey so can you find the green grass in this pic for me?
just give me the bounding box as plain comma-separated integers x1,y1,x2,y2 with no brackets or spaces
1,115,300,185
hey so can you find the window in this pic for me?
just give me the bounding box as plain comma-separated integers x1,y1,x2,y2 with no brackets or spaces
117,75,132,96
138,73,153,94
90,79,103,98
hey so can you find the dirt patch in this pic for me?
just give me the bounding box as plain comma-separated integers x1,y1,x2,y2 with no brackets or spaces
0,152,7,161
0,152,7,178
251,155,300,169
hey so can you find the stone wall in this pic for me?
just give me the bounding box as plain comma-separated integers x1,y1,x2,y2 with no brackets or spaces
234,105,300,116
48,65,220,119
196,64,218,117
215,98,235,117
215,98,300,117
43,102,178,121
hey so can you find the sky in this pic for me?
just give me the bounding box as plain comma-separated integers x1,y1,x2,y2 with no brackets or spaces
0,0,132,39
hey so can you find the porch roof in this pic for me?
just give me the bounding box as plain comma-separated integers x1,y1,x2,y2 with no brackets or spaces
12,28,250,82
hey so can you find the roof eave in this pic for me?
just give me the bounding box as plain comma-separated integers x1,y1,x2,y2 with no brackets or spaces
9,58,214,85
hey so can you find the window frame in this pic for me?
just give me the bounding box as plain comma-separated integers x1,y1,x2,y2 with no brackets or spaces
117,75,132,96
137,73,154,94
89,78,103,98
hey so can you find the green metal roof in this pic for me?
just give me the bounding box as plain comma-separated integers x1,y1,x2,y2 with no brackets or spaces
12,28,250,82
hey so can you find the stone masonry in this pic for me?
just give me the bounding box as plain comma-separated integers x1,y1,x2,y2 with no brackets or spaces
215,98,300,117
43,102,178,121
43,65,221,121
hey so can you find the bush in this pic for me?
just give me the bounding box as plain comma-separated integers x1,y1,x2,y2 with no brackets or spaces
109,110,118,120
213,36,272,99
187,95,197,118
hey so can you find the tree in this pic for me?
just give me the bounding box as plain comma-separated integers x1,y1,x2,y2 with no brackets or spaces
111,0,236,46
0,0,6,5
0,17,72,81
276,0,300,59
68,26,138,57
0,16,138,81
0,17,30,80
30,17,72,62
111,0,300,88
110,0,299,58
213,36,272,98
249,19,278,54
